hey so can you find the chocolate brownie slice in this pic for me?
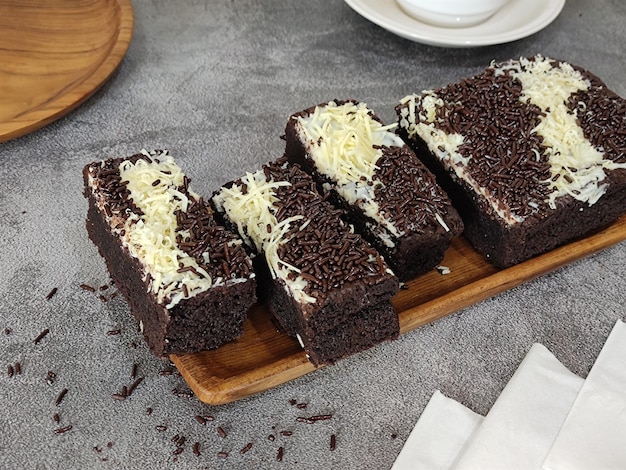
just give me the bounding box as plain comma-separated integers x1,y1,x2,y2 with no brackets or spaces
284,100,463,281
397,56,626,267
84,150,256,356
212,158,399,366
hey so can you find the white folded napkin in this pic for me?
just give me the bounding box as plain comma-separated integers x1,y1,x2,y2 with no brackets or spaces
451,343,584,470
542,319,626,470
392,390,483,470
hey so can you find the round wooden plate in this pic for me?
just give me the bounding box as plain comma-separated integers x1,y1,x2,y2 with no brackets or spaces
0,0,134,143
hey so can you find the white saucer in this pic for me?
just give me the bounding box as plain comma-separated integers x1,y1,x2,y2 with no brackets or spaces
344,0,565,47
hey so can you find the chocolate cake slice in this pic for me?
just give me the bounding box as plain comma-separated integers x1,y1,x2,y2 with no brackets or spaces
212,158,399,366
284,100,463,281
84,150,256,356
397,55,626,267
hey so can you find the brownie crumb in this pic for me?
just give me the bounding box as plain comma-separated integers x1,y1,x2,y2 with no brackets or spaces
45,371,56,385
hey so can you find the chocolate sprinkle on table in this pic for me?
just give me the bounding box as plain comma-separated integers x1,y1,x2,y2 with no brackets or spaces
192,442,201,456
216,426,227,438
54,425,72,435
45,287,58,301
276,446,284,462
79,284,96,293
217,451,229,459
330,433,337,451
239,442,253,454
33,328,50,345
7,365,14,378
55,388,68,406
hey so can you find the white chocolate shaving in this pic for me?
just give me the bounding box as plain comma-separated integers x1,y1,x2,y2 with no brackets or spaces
212,170,315,304
295,101,406,240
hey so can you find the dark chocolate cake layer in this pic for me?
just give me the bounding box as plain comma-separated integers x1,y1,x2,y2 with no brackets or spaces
397,56,626,267
84,150,256,356
212,158,399,366
284,100,463,281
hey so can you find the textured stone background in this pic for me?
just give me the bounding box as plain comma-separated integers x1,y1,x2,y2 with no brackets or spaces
1,0,625,468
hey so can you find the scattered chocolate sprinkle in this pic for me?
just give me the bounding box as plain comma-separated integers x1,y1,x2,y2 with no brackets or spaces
80,284,96,293
14,362,21,375
216,426,227,438
99,295,107,303
280,430,293,437
159,369,174,376
296,417,314,424
203,415,215,422
7,365,14,378
193,442,201,456
239,442,253,454
217,451,229,459
130,342,137,349
391,433,398,439
296,403,307,409
33,328,50,344
171,434,180,442
94,446,102,453
53,413,60,424
99,284,109,291
276,446,284,462
112,393,126,401
195,415,206,425
55,388,68,406
171,388,194,398
46,288,58,301
155,425,167,432
54,425,72,435
172,447,183,456
267,434,275,442
146,407,153,415
330,433,337,451
127,377,144,396
130,364,137,379
311,414,332,421
289,399,297,406
121,386,128,397
176,436,186,447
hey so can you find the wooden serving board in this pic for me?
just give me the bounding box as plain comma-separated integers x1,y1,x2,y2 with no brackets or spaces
0,0,134,143
171,215,626,405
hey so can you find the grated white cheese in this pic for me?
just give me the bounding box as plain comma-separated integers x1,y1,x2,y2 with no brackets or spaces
116,151,216,309
495,55,626,209
212,170,315,305
295,101,407,241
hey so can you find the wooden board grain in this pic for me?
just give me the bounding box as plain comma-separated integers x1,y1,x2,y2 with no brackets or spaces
171,215,626,405
0,0,134,143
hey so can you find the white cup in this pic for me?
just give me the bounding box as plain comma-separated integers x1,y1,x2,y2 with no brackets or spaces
396,0,511,28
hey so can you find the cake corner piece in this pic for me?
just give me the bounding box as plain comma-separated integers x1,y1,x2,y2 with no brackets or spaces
396,55,626,268
83,149,257,356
